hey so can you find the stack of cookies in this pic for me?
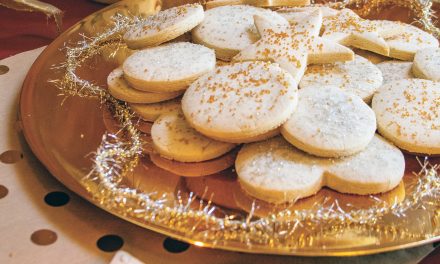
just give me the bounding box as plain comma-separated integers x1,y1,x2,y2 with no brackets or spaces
102,2,440,207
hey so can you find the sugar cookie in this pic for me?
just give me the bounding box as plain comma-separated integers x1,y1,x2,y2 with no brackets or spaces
122,42,216,93
372,79,440,155
184,168,241,210
123,4,204,49
107,67,182,104
182,61,298,143
322,9,392,56
412,47,440,81
281,86,376,158
299,55,383,103
235,135,404,204
151,110,236,162
376,61,414,84
382,21,439,61
150,149,236,177
192,5,287,61
234,10,354,81
130,98,181,122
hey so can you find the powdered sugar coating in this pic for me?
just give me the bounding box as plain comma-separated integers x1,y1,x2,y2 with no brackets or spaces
236,135,404,204
322,9,391,56
382,21,439,60
236,137,325,203
281,86,376,157
299,55,383,103
107,67,182,103
192,5,287,61
412,47,440,81
234,10,353,82
123,4,204,49
372,79,440,155
182,61,298,143
151,110,236,162
376,61,414,84
122,42,215,92
328,136,404,195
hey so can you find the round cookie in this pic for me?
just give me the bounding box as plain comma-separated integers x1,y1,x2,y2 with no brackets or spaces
123,4,204,49
372,79,440,155
235,135,404,204
130,98,181,122
412,47,440,81
122,42,216,92
150,150,236,177
107,67,182,104
299,55,383,103
191,5,286,61
281,86,376,158
151,110,236,162
376,61,414,84
181,61,298,143
381,21,439,61
236,137,324,204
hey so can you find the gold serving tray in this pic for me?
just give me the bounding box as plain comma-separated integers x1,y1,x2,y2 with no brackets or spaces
19,0,440,256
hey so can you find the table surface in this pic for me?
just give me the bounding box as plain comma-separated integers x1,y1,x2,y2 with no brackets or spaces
0,1,439,263
0,0,104,59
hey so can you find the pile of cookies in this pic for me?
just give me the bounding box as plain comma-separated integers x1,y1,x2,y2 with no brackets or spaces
103,2,440,206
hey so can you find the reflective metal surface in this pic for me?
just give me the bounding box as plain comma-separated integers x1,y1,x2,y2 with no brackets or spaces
19,0,440,256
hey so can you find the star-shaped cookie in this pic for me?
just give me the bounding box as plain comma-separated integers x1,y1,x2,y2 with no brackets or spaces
322,9,391,56
233,10,354,81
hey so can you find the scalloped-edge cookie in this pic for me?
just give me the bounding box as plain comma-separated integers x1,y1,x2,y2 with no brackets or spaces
151,110,236,162
372,79,440,155
122,42,216,93
123,4,204,49
412,47,440,81
235,135,404,204
182,61,298,143
299,55,383,103
281,86,376,158
107,67,182,104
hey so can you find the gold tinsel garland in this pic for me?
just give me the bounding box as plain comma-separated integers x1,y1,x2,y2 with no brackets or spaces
53,0,440,250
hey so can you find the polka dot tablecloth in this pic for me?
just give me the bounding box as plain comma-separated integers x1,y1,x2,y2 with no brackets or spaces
0,49,439,264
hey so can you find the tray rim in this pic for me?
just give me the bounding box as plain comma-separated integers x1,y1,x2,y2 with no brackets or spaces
18,0,440,257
